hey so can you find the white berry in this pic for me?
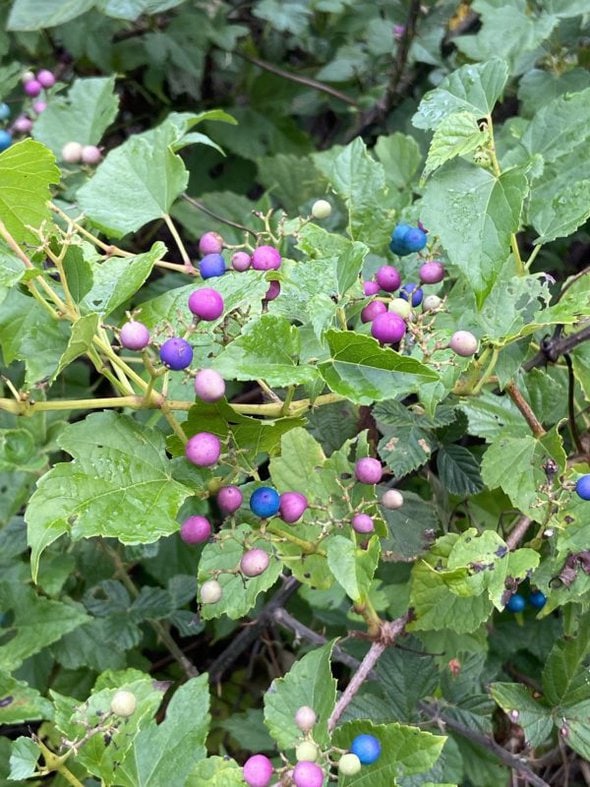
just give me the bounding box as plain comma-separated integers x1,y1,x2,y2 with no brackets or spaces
110,690,137,717
311,199,332,219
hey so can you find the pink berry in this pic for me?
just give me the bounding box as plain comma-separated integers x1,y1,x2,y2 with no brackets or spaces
355,457,383,484
36,69,56,88
24,79,42,97
194,368,225,402
180,515,212,544
252,245,281,271
119,320,150,350
292,760,324,787
217,485,243,515
279,491,308,523
449,330,478,357
32,100,46,114
361,300,387,323
381,489,404,509
231,251,251,271
264,280,280,301
376,265,402,292
12,115,33,133
198,231,224,256
294,705,317,732
243,754,273,787
240,548,270,577
371,311,406,344
352,513,374,533
81,145,102,165
363,280,380,296
185,432,222,467
188,287,224,321
419,260,445,284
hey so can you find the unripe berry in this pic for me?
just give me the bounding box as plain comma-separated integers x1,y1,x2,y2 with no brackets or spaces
120,320,150,351
0,103,11,120
575,474,590,501
264,280,281,301
240,548,270,577
81,144,102,165
294,705,317,732
363,280,380,296
32,100,46,114
0,130,13,152
423,294,442,312
361,300,387,323
243,754,273,787
12,115,33,133
371,311,406,344
292,760,324,787
419,260,445,284
279,491,308,523
252,245,281,271
200,579,222,604
194,368,225,402
399,283,423,306
231,251,251,271
180,515,212,544
198,231,224,256
350,733,381,765
185,432,221,467
381,489,404,509
375,265,402,292
250,486,281,518
61,141,83,163
23,79,42,97
449,330,478,357
110,690,137,717
296,742,319,762
199,253,226,279
21,70,35,84
355,457,383,485
389,298,412,319
188,287,224,321
338,753,361,776
217,485,243,515
159,337,193,370
36,69,56,88
311,199,332,219
351,513,374,534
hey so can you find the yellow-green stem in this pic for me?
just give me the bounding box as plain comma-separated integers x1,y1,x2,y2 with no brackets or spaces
163,212,194,271
266,523,327,555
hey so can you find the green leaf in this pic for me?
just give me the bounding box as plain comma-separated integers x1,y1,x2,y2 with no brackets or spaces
336,242,369,298
381,491,441,561
518,68,590,117
436,444,483,496
520,88,590,163
264,641,337,749
97,0,187,21
490,683,552,747
458,391,527,442
423,112,487,179
327,535,380,602
0,138,60,245
374,133,422,192
7,0,94,29
542,614,590,707
318,330,438,405
0,674,54,724
0,249,24,289
26,412,191,580
52,312,100,380
187,756,244,786
532,178,590,244
8,738,40,781
413,59,509,130
373,646,439,723
33,77,119,156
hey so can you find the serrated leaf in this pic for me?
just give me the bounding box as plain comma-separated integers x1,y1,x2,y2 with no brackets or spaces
373,646,439,723
542,614,590,707
490,683,552,747
381,490,440,561
532,178,590,244
0,674,54,724
8,737,40,781
52,312,100,380
436,444,483,496
7,0,94,29
423,112,486,179
374,133,422,192
186,756,243,786
520,88,590,164
327,535,380,602
458,391,527,441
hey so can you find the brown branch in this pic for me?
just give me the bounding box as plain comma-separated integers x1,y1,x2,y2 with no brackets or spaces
505,381,546,438
506,515,533,551
523,323,590,371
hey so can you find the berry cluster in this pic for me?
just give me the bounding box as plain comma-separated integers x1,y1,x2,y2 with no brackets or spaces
505,589,547,612
1,69,59,151
61,141,102,165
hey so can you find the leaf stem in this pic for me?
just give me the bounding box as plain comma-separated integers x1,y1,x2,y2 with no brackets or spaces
504,380,546,438
162,212,194,272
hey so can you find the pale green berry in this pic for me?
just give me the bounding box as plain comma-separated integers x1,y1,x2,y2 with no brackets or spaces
311,199,332,219
423,294,442,312
338,753,362,776
110,690,137,717
296,741,319,762
389,298,412,319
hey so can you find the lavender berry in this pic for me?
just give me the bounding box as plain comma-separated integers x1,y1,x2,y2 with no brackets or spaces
194,368,225,402
81,145,102,165
294,705,317,732
231,251,252,271
23,79,42,97
240,548,270,577
371,311,406,344
355,457,383,484
252,245,281,271
361,300,387,323
198,231,224,256
279,491,308,523
419,260,445,284
217,485,243,514
120,320,150,351
180,515,212,544
449,330,478,357
292,761,324,787
375,265,402,292
243,754,273,787
159,337,193,370
185,432,221,467
36,69,56,88
188,287,224,321
264,280,281,301
363,280,380,296
352,513,374,533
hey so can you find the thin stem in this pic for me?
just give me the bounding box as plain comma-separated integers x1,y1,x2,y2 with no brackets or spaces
162,213,194,272
182,194,257,238
524,243,543,270
505,380,546,438
472,346,500,395
266,523,327,556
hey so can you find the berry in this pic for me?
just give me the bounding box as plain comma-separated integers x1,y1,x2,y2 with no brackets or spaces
296,742,319,762
36,69,56,88
81,145,102,165
294,705,317,732
188,287,224,321
264,280,281,301
338,753,361,776
21,70,35,84
159,337,193,370
389,224,427,256
449,330,478,357
292,761,324,787
375,265,401,292
200,579,223,604
243,754,273,787
252,245,281,271
389,298,412,319
180,515,211,544
0,130,12,152
361,300,387,323
240,548,270,577
110,690,137,717
529,590,547,609
185,432,222,467
32,100,47,114
423,294,442,312
279,491,308,523
231,251,252,271
355,457,383,485
371,311,406,344
198,231,224,256
506,593,526,613
120,320,150,351
0,103,10,120
351,513,374,534
419,260,445,284
311,199,332,219
404,226,428,253
194,368,225,402
350,733,381,765
217,485,243,515
575,474,590,501
250,486,281,518
381,489,404,510
12,115,33,133
23,79,42,97
399,283,423,307
61,141,83,163
199,253,226,279
363,280,380,296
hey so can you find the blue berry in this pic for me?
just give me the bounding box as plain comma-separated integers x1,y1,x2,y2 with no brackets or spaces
250,486,280,518
575,474,590,501
199,253,226,279
404,227,427,252
529,590,547,609
159,337,194,370
399,283,423,306
0,103,11,121
505,593,526,613
389,224,427,256
0,129,13,152
350,734,381,765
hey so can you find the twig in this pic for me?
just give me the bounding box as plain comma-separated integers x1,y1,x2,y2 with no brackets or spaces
504,381,546,438
506,515,533,551
523,323,590,371
181,194,257,238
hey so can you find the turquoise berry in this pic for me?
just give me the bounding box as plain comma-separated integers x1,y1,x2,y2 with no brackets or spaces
350,733,381,765
0,103,11,121
0,129,13,152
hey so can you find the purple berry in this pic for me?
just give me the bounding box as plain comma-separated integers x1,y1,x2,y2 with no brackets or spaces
240,548,270,577
217,485,243,514
264,280,281,301
243,754,273,787
12,115,33,133
180,515,212,544
231,251,252,271
160,337,193,370
185,432,221,467
188,287,224,321
36,69,56,88
81,145,102,165
120,320,150,351
361,300,387,323
198,231,224,256
199,253,226,279
375,265,402,292
32,100,46,114
279,491,308,523
371,311,406,344
355,457,383,485
252,245,281,271
194,368,225,402
292,761,324,787
393,23,406,40
363,280,380,296
352,513,374,533
24,79,42,97
419,260,445,284
295,705,317,731
449,330,478,357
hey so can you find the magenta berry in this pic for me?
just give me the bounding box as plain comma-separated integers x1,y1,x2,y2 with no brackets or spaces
217,485,243,514
185,432,221,467
449,330,478,357
240,548,270,577
376,265,402,292
159,337,193,370
12,115,33,133
295,705,317,732
419,260,445,284
198,231,224,256
194,368,225,402
292,760,324,787
36,69,55,88
231,251,251,271
363,280,380,296
180,515,212,544
24,79,42,97
252,245,281,271
188,287,224,321
355,457,383,484
279,491,308,523
371,311,406,344
243,754,273,787
352,513,374,533
81,145,102,165
361,300,387,323
264,280,281,301
119,320,150,351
